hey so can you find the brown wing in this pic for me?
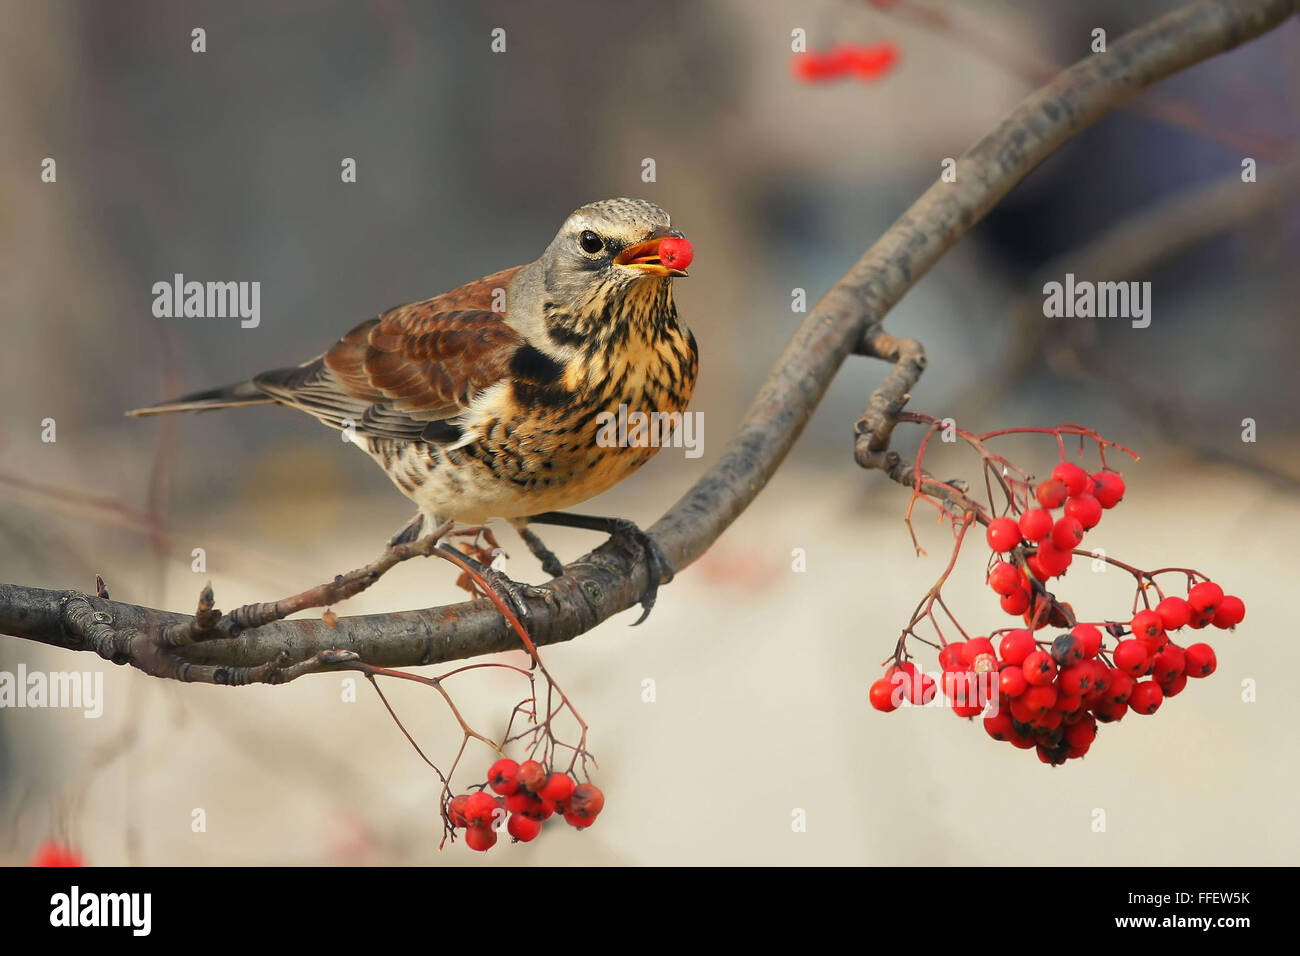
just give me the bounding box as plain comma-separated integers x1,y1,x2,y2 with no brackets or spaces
254,266,524,443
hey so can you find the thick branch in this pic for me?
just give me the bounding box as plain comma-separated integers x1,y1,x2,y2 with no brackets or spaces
2,0,1295,680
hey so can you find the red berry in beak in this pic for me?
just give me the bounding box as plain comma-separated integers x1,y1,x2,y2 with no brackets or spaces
658,236,693,271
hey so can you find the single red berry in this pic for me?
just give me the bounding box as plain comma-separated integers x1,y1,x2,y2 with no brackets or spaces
563,808,592,829
938,643,966,672
1056,691,1083,715
1021,650,1057,685
519,794,557,822
1021,683,1058,715
1050,633,1084,668
893,661,936,705
1130,610,1165,643
1037,707,1064,731
1184,643,1217,678
983,711,1015,741
504,791,532,815
464,791,498,828
1092,700,1128,722
1083,659,1111,699
946,670,987,717
507,813,543,843
1051,516,1084,550
1035,478,1068,509
517,759,547,794
1187,582,1224,619
1052,461,1090,496
1035,540,1073,577
1090,471,1125,508
448,794,471,828
1113,639,1150,677
1162,673,1188,697
464,825,498,852
1064,714,1097,749
658,236,693,271
1071,623,1103,659
999,629,1036,665
1008,696,1036,724
1128,681,1164,715
1212,595,1245,629
1037,743,1069,766
869,676,900,712
1006,725,1036,749
1152,644,1185,684
1155,596,1192,632
998,665,1028,698
987,561,1021,596
540,773,577,805
1001,589,1031,616
565,784,604,826
1106,669,1134,705
487,758,520,795
986,517,1022,553
1018,508,1054,542
1058,665,1091,697
961,637,995,664
1064,494,1103,530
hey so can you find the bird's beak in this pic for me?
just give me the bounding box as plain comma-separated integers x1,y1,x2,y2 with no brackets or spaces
614,229,689,277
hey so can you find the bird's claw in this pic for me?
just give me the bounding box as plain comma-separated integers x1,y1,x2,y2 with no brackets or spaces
606,518,673,626
444,545,555,631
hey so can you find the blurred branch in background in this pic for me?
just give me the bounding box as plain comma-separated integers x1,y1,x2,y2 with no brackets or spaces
869,0,1297,160
970,159,1300,489
1,0,1295,683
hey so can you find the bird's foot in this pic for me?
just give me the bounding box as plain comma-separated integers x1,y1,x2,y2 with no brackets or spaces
525,512,674,625
442,545,554,630
603,518,674,625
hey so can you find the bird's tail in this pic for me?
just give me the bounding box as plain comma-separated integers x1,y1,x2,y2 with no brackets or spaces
125,380,273,417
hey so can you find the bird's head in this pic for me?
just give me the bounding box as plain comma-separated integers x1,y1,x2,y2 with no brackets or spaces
513,198,692,354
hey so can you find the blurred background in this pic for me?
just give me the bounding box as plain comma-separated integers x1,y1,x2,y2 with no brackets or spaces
1,0,1298,865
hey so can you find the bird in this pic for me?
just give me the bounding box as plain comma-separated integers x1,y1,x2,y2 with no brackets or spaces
128,198,697,623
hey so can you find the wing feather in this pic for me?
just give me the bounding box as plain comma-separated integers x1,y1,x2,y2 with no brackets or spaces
254,267,524,442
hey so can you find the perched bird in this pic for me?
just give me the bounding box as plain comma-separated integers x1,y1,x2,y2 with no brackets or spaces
128,198,698,621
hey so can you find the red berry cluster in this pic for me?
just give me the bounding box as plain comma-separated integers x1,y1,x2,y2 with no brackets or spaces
447,759,605,851
869,464,1246,765
792,42,900,82
984,462,1123,614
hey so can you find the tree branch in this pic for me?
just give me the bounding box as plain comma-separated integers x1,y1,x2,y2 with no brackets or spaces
2,0,1295,681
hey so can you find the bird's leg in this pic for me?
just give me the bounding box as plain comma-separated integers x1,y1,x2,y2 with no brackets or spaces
440,543,554,630
388,512,428,547
509,518,566,578
524,511,673,625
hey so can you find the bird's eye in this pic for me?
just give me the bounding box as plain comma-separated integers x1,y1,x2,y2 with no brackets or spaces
579,230,604,254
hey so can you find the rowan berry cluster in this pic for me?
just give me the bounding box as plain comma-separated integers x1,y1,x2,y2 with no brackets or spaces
446,759,605,851
792,42,900,82
869,460,1246,765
